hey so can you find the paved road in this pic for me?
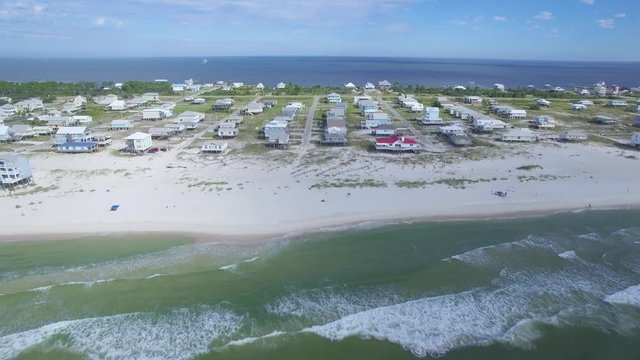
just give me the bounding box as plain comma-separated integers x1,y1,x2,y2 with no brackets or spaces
377,96,429,145
301,96,319,148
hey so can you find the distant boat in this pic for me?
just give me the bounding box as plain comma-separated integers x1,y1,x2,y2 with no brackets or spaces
202,59,208,64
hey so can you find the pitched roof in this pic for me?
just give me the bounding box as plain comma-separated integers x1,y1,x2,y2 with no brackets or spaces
376,136,417,144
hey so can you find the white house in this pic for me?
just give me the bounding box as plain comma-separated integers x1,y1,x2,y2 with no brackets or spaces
608,99,628,107
125,132,152,152
374,136,421,152
106,100,127,111
286,102,305,109
362,111,390,129
353,95,372,105
110,119,133,130
579,89,591,96
440,124,466,135
256,83,265,90
176,111,205,123
172,84,186,92
0,154,32,188
378,80,392,90
364,82,375,90
15,98,44,112
72,115,93,125
572,103,587,111
0,104,17,117
232,82,244,88
201,141,228,153
142,108,172,120
501,128,537,142
464,96,483,104
534,115,556,128
276,82,286,89
578,100,594,106
0,125,15,142
264,119,289,145
508,109,527,119
218,122,239,138
164,123,185,133
559,131,588,142
11,124,36,139
191,98,206,104
473,118,507,132
243,102,265,115
536,99,551,107
422,107,442,125
326,93,342,104
631,133,640,147
93,94,118,105
55,126,92,145
344,82,357,90
494,83,506,92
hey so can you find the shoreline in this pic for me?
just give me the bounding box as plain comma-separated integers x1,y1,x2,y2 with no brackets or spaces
1,203,637,245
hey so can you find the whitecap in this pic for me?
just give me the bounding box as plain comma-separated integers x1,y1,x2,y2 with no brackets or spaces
605,284,640,308
558,251,578,260
222,331,287,348
219,264,238,272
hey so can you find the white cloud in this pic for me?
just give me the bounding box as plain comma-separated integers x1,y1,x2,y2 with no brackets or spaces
383,22,409,33
596,18,615,28
0,0,46,19
534,11,553,20
614,13,626,18
581,0,595,5
94,16,125,29
493,16,506,22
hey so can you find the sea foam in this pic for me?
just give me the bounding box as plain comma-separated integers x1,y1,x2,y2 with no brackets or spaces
605,284,640,308
0,306,243,360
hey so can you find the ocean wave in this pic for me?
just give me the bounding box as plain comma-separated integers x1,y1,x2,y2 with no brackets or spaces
605,284,640,308
558,250,578,260
222,331,287,348
0,305,243,360
219,264,239,272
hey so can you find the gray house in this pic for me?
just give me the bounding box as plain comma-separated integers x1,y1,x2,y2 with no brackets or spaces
264,120,289,146
0,154,33,189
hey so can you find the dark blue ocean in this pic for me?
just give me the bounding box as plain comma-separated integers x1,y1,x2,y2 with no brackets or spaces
1,57,639,88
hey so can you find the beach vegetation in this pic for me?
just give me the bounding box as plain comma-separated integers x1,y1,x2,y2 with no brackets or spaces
309,178,387,189
516,165,543,171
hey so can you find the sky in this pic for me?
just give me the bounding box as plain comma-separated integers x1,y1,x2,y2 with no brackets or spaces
0,0,638,60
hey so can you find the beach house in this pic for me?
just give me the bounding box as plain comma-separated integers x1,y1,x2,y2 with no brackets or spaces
0,154,32,189
344,82,357,90
559,131,588,142
473,119,507,133
142,93,160,103
608,100,628,107
201,141,228,153
508,109,527,119
593,115,616,125
359,100,379,115
578,100,594,106
534,115,557,129
256,83,265,90
326,93,342,104
15,98,44,112
142,108,172,120
536,99,551,107
11,125,36,139
172,84,186,92
191,98,206,105
164,124,186,133
124,132,152,153
365,82,375,90
572,103,587,111
110,119,132,131
0,104,17,117
362,111,390,129
93,94,118,105
263,99,278,108
243,102,265,115
464,96,483,105
276,82,286,89
501,128,537,142
72,115,93,125
378,80,392,91
374,136,421,152
148,128,174,139
373,124,397,136
494,84,506,92
631,133,640,147
55,126,92,145
33,126,52,136
106,100,126,111
322,117,347,145
0,125,15,142
176,111,205,123
213,99,234,111
218,122,239,138
264,120,289,146
421,107,442,125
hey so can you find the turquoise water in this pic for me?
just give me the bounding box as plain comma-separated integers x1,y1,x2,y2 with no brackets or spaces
1,210,639,359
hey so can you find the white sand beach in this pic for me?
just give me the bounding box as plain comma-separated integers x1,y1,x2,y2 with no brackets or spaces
1,139,639,242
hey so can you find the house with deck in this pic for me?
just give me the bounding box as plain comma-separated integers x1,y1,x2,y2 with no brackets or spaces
176,111,205,124
0,125,15,142
344,82,357,90
537,99,551,107
362,111,390,129
72,115,93,125
0,104,17,117
359,100,379,115
15,98,44,112
373,124,397,136
125,132,152,153
110,119,132,131
243,102,265,115
534,115,557,129
508,109,527,119
365,82,375,90
218,122,239,138
473,119,507,133
55,127,92,145
608,99,628,107
148,128,174,139
593,115,616,125
578,100,594,106
142,93,160,102
201,141,228,153
106,100,126,111
93,94,118,105
326,93,342,104
378,80,392,91
572,103,587,111
11,125,36,139
213,99,234,111
632,133,640,147
322,117,347,145
464,96,483,105
501,128,537,142
559,131,588,142
375,136,421,152
264,120,289,146
0,154,32,189
421,107,442,125
142,108,172,120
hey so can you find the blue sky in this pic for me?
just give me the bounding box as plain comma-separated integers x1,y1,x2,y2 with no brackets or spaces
0,0,638,60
